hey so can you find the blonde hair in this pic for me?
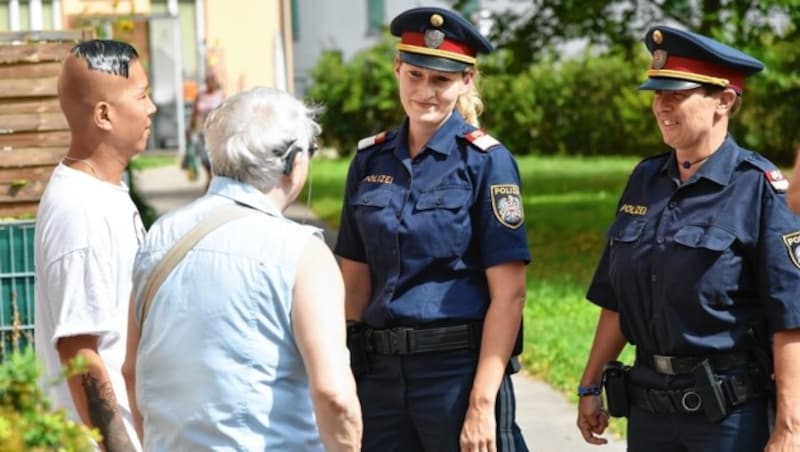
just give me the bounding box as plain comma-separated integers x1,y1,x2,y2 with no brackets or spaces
456,67,483,127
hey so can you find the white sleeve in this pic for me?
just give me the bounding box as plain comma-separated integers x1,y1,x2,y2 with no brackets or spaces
44,247,117,345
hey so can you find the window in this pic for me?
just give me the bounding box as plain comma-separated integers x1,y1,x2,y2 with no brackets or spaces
366,0,384,36
291,0,300,41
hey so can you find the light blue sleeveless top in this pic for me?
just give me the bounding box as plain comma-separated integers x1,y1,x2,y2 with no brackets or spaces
133,177,324,451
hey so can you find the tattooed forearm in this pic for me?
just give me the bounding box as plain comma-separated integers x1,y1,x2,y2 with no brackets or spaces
81,374,136,452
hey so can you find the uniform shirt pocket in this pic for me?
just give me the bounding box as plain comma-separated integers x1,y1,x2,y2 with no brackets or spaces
673,225,736,251
672,225,740,305
353,188,400,262
414,186,472,258
608,218,647,244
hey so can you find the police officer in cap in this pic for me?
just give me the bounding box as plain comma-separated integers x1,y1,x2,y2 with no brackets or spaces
576,25,800,451
335,6,530,452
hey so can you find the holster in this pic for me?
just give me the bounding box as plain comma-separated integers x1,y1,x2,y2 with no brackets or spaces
602,361,630,418
346,322,370,376
692,359,730,423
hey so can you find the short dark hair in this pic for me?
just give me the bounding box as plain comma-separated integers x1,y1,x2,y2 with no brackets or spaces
70,39,139,78
702,84,743,117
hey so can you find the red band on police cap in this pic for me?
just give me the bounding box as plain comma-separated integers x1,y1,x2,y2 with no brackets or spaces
400,31,476,58
659,55,746,92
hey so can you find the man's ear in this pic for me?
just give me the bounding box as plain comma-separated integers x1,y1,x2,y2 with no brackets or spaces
94,102,112,131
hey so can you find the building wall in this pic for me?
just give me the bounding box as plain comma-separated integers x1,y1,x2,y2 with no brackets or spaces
292,0,530,96
205,0,285,93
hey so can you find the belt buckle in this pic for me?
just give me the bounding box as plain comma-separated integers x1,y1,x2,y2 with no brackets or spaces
388,327,414,355
653,354,675,375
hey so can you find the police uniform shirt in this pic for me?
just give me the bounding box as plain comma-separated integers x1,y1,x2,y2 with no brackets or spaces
587,135,800,355
335,111,530,328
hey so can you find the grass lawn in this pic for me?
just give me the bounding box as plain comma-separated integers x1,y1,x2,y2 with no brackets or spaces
303,155,638,410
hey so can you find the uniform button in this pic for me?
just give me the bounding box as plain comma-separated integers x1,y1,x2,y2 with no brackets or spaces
651,274,657,283
435,198,443,206
385,284,394,293
668,201,677,209
656,237,664,244
392,249,397,256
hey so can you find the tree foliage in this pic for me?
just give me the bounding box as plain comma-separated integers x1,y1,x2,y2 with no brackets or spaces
307,3,800,162
305,32,404,155
475,0,800,73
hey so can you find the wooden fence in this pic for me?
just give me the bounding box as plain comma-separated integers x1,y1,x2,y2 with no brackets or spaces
0,30,93,218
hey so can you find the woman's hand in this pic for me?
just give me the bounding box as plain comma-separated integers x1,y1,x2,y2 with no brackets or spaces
765,426,800,452
577,394,609,445
460,402,497,452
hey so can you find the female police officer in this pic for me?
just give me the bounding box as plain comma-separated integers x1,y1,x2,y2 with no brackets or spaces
335,6,530,452
576,25,800,451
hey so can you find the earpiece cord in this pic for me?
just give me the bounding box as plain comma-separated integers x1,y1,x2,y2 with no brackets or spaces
304,160,312,225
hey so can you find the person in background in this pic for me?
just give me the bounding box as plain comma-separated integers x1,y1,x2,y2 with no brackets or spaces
187,70,225,188
576,25,800,452
34,39,155,451
124,87,361,451
335,6,530,451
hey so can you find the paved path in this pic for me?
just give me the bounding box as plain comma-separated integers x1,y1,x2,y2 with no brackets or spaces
134,162,626,452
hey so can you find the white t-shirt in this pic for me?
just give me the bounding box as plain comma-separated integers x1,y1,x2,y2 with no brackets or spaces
34,164,144,450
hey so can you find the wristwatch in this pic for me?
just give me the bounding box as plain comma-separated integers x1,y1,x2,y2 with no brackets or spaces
577,385,602,397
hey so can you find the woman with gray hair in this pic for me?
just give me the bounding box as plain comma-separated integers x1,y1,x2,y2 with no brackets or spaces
123,87,362,451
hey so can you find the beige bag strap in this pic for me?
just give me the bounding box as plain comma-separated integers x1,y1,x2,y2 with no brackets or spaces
137,204,258,327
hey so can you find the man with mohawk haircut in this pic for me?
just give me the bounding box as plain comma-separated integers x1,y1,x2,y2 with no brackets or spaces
34,39,156,451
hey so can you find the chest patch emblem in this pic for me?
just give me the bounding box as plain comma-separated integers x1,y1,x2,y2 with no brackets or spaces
491,184,524,229
782,231,800,269
362,174,394,184
619,204,648,216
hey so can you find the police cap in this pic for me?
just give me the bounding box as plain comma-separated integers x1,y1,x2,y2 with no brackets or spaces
390,7,492,73
639,25,764,94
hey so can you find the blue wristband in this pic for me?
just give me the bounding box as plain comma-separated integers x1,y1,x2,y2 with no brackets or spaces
577,385,602,397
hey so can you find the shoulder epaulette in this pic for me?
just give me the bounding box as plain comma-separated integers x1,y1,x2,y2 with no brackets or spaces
743,152,789,192
763,168,789,192
357,131,388,151
464,130,501,152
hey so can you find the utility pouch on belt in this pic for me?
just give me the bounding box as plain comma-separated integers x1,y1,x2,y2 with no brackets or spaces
602,361,630,418
692,359,730,423
346,323,370,376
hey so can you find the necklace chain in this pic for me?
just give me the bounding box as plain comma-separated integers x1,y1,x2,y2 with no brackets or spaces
62,156,105,181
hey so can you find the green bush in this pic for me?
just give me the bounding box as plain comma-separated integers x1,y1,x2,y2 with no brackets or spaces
480,48,661,156
0,349,98,451
306,37,800,163
306,32,404,155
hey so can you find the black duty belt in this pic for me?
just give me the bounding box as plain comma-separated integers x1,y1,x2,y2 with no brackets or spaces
366,322,482,355
628,374,766,414
638,350,752,376
629,372,763,416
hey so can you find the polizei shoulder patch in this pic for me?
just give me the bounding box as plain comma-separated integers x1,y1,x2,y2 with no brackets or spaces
782,231,800,269
357,131,388,151
490,184,524,229
464,130,500,152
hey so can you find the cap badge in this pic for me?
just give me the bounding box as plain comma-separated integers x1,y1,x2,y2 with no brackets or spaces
424,29,445,49
651,49,668,69
652,29,663,44
430,13,444,27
